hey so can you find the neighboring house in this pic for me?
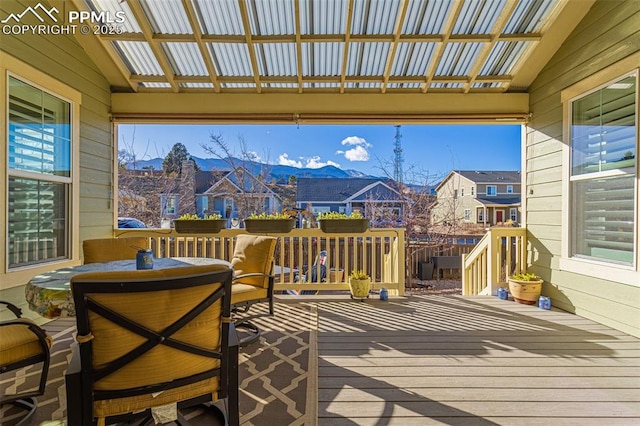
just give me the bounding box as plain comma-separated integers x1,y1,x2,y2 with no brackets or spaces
431,171,521,227
199,166,283,220
161,165,283,221
296,178,404,224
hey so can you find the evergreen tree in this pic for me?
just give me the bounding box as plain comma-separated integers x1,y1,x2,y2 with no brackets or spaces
162,143,199,174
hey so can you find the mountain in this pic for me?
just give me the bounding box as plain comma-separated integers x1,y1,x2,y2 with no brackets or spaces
127,156,375,180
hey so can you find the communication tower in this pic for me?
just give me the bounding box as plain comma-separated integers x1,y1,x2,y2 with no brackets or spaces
393,125,403,184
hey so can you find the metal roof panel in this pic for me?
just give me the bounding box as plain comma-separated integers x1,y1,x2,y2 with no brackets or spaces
140,0,191,34
195,0,244,35
114,41,163,75
163,43,207,76
209,43,252,76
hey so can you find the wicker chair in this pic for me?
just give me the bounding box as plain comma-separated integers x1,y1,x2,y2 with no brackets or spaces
0,301,53,424
230,235,278,346
82,237,150,264
65,265,239,425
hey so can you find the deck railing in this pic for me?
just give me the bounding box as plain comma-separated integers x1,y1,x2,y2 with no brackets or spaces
461,227,527,296
115,228,406,296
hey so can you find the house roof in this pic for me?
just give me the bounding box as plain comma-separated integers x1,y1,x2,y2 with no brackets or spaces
457,170,522,184
297,177,397,203
475,196,521,206
70,0,596,124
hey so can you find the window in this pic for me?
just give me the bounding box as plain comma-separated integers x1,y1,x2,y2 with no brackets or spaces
453,189,458,199
510,208,517,222
464,209,471,221
471,187,475,196
486,185,497,196
478,209,484,222
7,76,74,269
568,72,637,266
161,195,177,216
461,188,465,197
507,185,513,193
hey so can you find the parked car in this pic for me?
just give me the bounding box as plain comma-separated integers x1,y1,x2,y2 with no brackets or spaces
117,217,147,228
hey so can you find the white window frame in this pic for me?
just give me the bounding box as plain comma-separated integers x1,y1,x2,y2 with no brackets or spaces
1,52,81,284
486,185,497,196
510,208,517,222
477,209,484,222
464,209,471,221
471,186,475,196
560,55,639,286
506,185,514,194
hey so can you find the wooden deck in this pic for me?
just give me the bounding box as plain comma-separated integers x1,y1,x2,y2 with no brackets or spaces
315,295,640,425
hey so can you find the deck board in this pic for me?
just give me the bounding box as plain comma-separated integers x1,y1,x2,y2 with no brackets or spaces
316,295,640,424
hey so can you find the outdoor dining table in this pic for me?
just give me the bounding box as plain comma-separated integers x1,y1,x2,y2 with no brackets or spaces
25,257,232,318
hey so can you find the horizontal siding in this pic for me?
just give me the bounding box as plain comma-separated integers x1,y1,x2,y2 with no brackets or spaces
0,0,114,294
526,0,640,336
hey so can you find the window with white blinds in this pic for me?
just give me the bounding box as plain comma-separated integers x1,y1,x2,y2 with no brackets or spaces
569,72,637,266
7,76,71,268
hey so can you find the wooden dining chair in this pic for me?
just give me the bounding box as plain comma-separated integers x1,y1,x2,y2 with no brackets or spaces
0,301,53,424
82,237,149,264
230,235,278,346
65,264,239,425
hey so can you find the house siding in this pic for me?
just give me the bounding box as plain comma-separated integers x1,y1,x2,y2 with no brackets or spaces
0,0,113,292
526,0,640,336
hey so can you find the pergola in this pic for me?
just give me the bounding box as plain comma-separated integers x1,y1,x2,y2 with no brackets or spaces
68,0,594,124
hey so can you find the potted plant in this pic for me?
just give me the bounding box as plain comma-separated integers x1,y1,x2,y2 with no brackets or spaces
243,212,296,233
508,272,543,305
173,213,227,234
348,269,371,300
317,211,369,233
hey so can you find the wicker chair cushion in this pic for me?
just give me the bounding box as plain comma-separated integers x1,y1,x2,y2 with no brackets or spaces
230,235,277,288
0,320,51,365
82,237,150,264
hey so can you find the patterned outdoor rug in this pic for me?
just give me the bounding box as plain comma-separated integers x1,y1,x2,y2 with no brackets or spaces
0,302,317,425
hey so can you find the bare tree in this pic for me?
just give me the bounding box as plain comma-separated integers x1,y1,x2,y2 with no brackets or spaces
372,159,463,289
201,133,275,219
117,131,182,227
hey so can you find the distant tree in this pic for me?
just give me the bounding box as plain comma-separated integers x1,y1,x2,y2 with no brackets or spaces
163,143,199,174
288,175,297,185
202,134,273,219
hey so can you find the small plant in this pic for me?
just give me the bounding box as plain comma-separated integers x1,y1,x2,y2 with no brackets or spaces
318,211,363,220
176,213,222,220
247,212,291,219
349,269,370,280
510,272,541,281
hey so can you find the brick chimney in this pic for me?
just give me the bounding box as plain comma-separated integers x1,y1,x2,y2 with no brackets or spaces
178,160,196,216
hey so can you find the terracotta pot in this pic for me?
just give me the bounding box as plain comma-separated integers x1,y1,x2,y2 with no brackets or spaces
508,278,543,305
349,277,371,299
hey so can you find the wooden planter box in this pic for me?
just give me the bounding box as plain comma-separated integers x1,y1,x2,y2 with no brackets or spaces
318,218,369,233
244,218,295,233
173,219,226,234
508,278,543,305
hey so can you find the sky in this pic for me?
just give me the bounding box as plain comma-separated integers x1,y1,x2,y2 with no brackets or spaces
118,124,522,179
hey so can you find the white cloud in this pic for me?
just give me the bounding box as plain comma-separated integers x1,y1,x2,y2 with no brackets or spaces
335,150,345,154
278,153,302,168
246,150,262,162
305,156,340,169
341,136,371,148
344,145,370,162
